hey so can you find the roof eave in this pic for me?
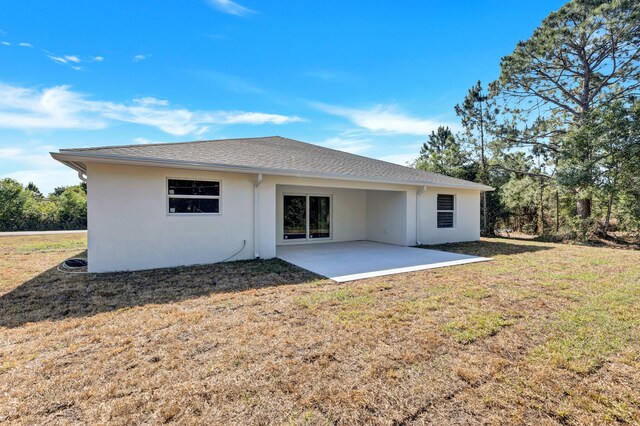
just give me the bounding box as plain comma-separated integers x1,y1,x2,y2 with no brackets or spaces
52,151,493,191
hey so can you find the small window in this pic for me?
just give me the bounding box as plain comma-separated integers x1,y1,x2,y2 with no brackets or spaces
168,179,220,214
437,194,454,228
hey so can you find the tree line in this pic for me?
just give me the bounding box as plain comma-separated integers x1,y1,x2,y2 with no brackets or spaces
0,179,87,231
415,0,640,242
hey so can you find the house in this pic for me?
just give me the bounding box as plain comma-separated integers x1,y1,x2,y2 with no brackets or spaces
51,136,493,273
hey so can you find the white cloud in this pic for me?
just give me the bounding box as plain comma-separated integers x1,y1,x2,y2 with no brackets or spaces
46,54,84,70
0,144,58,168
47,55,68,64
0,147,24,158
314,102,458,136
317,136,373,154
4,168,80,196
132,137,158,144
46,53,103,68
133,54,149,62
206,0,255,16
18,42,33,47
0,82,303,136
377,153,417,166
0,84,105,129
2,41,10,46
64,55,81,63
0,142,80,195
134,97,169,106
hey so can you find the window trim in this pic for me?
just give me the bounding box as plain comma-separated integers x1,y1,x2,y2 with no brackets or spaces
281,192,333,243
166,177,222,216
436,194,455,229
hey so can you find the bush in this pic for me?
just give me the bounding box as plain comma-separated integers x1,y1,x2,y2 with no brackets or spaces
0,178,86,231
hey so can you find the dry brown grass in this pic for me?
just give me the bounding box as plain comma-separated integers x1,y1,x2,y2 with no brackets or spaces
1,234,639,425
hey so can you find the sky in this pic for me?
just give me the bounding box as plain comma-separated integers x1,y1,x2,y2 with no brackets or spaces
0,0,566,195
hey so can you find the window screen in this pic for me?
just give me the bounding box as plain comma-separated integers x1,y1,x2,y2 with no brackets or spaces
168,179,220,214
437,194,454,228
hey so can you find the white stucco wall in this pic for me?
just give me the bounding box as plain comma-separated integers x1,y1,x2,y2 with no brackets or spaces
276,185,367,245
86,163,257,272
417,187,481,245
365,190,409,245
85,162,481,272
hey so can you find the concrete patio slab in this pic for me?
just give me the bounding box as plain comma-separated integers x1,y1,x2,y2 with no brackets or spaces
277,241,491,282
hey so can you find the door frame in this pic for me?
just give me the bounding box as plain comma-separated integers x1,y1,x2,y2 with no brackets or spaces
281,192,333,243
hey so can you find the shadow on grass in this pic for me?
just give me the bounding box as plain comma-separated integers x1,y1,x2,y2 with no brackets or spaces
419,238,554,258
0,255,321,328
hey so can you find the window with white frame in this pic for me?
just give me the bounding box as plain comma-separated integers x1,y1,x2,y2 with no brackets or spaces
167,179,220,214
437,194,454,228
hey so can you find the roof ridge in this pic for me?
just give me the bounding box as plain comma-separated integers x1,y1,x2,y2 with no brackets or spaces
60,135,284,152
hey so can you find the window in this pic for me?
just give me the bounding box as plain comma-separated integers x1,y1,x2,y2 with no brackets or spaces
168,179,220,214
437,194,454,228
283,194,331,240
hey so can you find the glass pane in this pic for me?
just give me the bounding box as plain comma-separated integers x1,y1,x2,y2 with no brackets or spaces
283,195,307,239
169,198,219,213
309,196,330,238
437,194,454,211
437,212,454,228
168,179,220,196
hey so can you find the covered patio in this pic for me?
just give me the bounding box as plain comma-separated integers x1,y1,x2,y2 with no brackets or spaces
277,241,491,282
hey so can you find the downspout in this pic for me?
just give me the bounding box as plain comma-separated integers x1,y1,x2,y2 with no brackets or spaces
253,173,263,259
416,186,427,245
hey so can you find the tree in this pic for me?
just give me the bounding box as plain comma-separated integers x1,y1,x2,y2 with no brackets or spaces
55,186,87,229
455,81,498,233
0,179,31,231
25,182,43,198
414,126,471,179
560,99,640,236
493,0,640,223
51,186,70,197
455,81,495,184
0,180,87,231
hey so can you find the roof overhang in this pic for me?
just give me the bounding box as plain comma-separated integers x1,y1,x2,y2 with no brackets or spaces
50,151,495,191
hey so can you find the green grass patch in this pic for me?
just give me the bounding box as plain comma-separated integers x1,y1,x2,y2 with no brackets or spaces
16,238,87,253
461,287,492,299
444,311,515,344
531,283,640,374
294,287,373,310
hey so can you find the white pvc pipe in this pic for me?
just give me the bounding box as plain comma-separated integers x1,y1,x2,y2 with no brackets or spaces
416,185,427,245
253,173,263,258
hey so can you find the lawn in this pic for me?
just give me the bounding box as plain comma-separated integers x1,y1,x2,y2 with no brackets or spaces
1,234,639,425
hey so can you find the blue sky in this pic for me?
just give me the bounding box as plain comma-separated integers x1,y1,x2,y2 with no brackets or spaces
0,0,565,194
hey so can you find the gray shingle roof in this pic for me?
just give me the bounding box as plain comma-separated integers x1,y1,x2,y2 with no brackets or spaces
53,136,492,190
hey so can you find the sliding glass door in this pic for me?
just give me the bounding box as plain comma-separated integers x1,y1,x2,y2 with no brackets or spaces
283,194,331,241
283,195,307,240
309,196,330,238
